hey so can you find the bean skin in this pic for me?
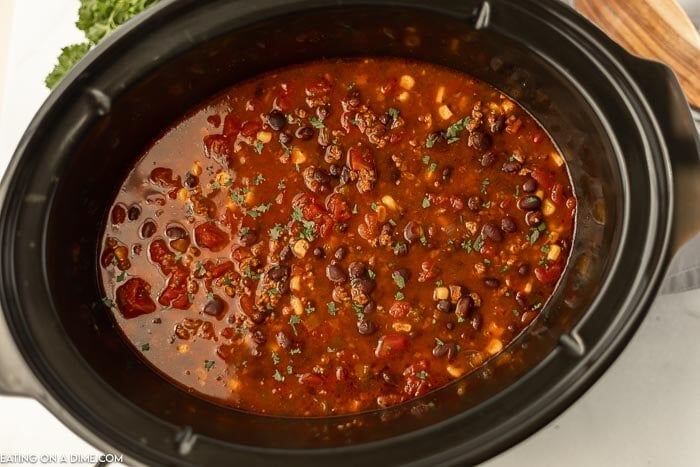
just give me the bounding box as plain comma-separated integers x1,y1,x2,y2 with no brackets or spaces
525,210,544,227
326,264,347,284
519,195,542,211
267,109,287,131
482,222,504,242
522,177,537,193
357,320,378,335
501,216,517,233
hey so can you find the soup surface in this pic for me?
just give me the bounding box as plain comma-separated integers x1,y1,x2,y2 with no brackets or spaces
100,58,576,416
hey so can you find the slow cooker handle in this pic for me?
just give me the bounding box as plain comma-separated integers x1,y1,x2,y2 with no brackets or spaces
0,308,39,396
627,59,700,254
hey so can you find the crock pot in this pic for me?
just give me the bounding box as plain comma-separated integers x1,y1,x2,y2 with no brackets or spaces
1,0,698,465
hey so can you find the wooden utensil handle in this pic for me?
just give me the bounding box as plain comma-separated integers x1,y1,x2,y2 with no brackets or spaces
576,0,700,108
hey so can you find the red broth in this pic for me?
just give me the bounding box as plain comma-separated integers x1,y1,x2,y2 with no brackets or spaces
100,58,575,416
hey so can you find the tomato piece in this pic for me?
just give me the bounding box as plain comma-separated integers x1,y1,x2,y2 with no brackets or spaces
149,168,181,192
111,205,126,224
115,278,156,318
551,183,565,205
347,145,375,171
240,121,262,138
222,114,241,137
158,266,190,309
375,333,410,358
203,134,231,160
389,301,410,318
531,168,554,188
326,194,352,222
194,222,229,252
298,372,325,387
209,260,234,278
534,263,563,284
149,239,171,264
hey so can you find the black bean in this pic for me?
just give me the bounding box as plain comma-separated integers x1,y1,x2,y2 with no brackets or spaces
184,172,199,188
427,130,447,148
316,105,331,120
279,245,293,263
363,300,376,315
482,222,504,242
403,220,423,243
312,168,330,186
519,195,542,211
470,312,483,331
203,295,226,316
432,341,458,360
166,225,187,239
337,223,348,233
394,242,409,256
501,216,517,233
252,330,266,345
355,278,376,294
437,300,452,313
380,367,397,385
334,246,347,261
502,160,522,173
312,247,325,258
295,126,314,140
489,115,506,133
249,311,267,325
329,164,342,177
522,177,537,193
468,130,492,152
340,166,351,184
239,229,258,247
467,196,482,211
455,296,473,318
348,261,366,279
441,166,453,183
279,131,293,145
525,210,544,227
483,278,500,288
140,221,156,239
267,109,287,131
518,264,530,276
267,265,289,281
276,331,291,348
446,321,455,331
393,267,411,283
357,320,378,335
481,151,496,168
516,291,529,309
326,264,347,284
127,205,141,221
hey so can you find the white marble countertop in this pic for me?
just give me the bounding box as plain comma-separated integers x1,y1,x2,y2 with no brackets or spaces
0,1,698,466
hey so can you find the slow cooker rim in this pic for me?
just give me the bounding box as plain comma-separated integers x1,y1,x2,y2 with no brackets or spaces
0,0,682,464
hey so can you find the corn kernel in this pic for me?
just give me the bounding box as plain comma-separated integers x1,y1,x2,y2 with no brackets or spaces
292,239,309,258
435,86,445,103
399,74,415,90
547,244,561,261
291,147,307,164
535,189,545,200
191,161,202,176
398,91,410,102
176,344,189,354
381,195,398,210
523,281,533,294
114,246,128,261
486,338,503,355
256,131,272,143
227,379,241,391
290,295,304,315
542,199,556,216
392,322,412,332
501,100,515,113
290,275,302,292
551,151,564,167
375,205,387,222
215,171,231,186
434,286,449,301
446,365,465,378
177,188,189,201
438,104,453,120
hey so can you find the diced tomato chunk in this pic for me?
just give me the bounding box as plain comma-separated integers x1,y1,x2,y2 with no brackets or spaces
240,121,262,138
326,194,352,222
222,114,241,137
534,263,562,285
375,333,410,358
116,278,156,318
158,266,190,309
389,301,410,318
195,222,229,252
347,145,375,171
203,134,231,159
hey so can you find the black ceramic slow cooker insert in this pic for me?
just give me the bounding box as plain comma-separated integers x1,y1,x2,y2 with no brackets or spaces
0,0,698,465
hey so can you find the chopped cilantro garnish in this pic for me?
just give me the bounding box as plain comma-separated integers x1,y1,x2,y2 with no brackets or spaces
141,343,150,352
269,224,284,241
416,370,429,380
230,187,251,206
395,291,405,300
445,116,470,144
289,315,302,335
309,117,325,129
273,369,285,382
204,360,215,371
473,234,484,252
387,107,400,120
367,269,376,279
305,302,316,314
425,133,439,148
327,302,338,316
252,173,265,185
248,202,272,218
116,271,126,282
271,351,281,365
421,196,431,208
253,140,264,154
392,271,406,289
481,178,490,194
